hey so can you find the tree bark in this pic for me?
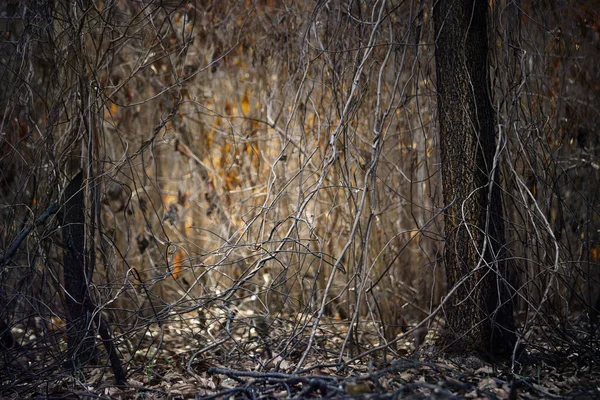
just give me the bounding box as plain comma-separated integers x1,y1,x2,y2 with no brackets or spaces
433,0,515,357
62,171,96,366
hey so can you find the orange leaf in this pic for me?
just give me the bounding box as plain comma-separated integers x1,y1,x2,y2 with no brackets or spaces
592,245,599,263
172,250,184,278
241,94,250,115
49,316,63,331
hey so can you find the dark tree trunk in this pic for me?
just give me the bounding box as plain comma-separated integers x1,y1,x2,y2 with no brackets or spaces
61,171,127,384
433,0,516,357
62,170,96,366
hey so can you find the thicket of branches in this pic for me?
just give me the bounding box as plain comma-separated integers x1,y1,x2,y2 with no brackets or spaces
0,0,598,394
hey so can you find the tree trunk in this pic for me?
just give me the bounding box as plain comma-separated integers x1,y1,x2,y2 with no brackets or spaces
433,0,515,357
62,170,96,366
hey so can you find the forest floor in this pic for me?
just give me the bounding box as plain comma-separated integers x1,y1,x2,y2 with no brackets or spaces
2,312,599,399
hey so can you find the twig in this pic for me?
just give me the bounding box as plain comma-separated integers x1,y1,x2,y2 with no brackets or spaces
0,201,58,267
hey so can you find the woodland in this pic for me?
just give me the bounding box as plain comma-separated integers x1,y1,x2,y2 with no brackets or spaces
0,0,599,399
